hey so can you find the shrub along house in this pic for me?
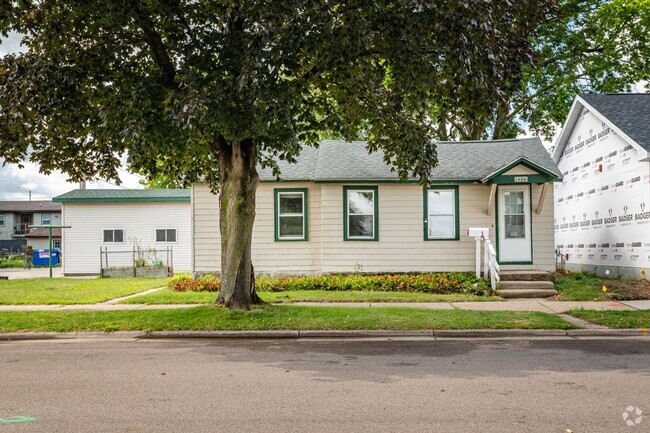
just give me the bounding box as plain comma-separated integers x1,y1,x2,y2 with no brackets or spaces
192,139,563,297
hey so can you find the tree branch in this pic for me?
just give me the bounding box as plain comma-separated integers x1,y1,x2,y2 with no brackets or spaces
132,1,177,89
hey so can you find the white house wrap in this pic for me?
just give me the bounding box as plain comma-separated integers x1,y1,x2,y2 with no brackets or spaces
553,94,650,280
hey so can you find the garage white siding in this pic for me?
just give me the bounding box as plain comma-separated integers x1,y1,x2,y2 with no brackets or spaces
61,201,191,275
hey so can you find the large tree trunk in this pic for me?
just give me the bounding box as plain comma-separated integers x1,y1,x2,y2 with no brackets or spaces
214,138,263,309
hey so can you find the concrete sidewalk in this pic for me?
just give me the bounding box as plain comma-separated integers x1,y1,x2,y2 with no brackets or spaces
0,298,647,312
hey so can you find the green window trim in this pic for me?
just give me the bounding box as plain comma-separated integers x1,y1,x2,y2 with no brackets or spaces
274,188,309,241
423,186,460,241
343,186,379,241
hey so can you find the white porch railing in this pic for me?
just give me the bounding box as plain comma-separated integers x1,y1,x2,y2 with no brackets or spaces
484,239,500,291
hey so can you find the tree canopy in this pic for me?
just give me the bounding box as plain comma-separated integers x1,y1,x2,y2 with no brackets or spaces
0,0,555,307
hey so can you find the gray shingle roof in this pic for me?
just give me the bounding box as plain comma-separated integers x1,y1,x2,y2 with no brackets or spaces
53,189,190,203
259,138,560,182
0,200,61,212
580,93,650,151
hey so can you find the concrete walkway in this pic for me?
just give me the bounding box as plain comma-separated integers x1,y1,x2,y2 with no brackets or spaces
0,298,646,312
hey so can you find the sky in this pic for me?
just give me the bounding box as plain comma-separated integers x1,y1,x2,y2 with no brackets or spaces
0,32,143,200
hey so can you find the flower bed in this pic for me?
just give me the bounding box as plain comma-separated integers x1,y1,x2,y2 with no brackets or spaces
167,273,490,296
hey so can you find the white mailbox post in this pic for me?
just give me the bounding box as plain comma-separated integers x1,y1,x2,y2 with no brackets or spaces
467,227,489,278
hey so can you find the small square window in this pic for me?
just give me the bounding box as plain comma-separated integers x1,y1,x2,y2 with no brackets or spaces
103,229,124,243
41,213,52,225
156,229,177,243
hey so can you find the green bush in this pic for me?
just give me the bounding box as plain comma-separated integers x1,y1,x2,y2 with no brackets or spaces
167,273,490,295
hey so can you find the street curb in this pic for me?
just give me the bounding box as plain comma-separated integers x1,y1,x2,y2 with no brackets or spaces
299,329,434,338
566,329,648,337
434,329,569,338
0,329,648,340
147,330,300,339
0,331,147,341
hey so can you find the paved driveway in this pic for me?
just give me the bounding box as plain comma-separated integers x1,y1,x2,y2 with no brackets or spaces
0,267,63,279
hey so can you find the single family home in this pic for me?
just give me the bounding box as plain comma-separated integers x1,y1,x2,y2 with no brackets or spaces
553,93,650,280
52,189,192,276
192,139,562,294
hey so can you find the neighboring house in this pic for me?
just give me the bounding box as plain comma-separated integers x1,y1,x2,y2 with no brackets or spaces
25,228,62,250
192,139,562,277
553,93,650,280
0,200,61,252
52,190,191,276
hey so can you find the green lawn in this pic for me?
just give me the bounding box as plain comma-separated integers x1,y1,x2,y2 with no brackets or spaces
555,273,612,301
0,305,572,332
568,309,650,329
0,278,166,305
119,288,501,304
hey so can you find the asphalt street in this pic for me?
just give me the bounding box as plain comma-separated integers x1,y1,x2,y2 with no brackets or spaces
0,337,648,432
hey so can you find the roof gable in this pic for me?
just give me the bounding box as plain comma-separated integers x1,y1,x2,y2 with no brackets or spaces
553,94,650,163
481,157,561,183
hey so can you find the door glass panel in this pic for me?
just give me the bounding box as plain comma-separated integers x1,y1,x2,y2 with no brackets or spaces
504,191,525,239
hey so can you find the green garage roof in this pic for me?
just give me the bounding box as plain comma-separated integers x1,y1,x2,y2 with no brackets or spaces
53,189,190,203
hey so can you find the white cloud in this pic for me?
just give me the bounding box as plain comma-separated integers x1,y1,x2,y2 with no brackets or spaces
0,159,144,200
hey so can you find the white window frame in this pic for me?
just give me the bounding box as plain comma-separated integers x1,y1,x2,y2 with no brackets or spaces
53,240,61,249
155,228,178,243
102,228,125,243
41,213,52,225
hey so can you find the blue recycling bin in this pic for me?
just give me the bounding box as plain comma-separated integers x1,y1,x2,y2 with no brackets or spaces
32,249,60,266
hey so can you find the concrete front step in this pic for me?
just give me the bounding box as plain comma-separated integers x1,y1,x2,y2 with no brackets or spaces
499,270,554,282
497,289,558,298
497,280,556,290
496,280,557,298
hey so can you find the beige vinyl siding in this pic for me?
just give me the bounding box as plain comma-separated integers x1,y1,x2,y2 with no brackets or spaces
192,183,322,274
61,202,191,275
503,164,539,175
192,182,557,274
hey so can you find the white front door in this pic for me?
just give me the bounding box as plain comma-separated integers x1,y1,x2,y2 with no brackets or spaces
498,186,532,263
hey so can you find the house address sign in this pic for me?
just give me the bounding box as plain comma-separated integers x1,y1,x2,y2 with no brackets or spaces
514,176,529,183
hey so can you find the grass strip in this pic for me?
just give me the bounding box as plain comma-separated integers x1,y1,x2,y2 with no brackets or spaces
0,278,166,305
567,309,650,329
0,306,573,332
119,289,501,304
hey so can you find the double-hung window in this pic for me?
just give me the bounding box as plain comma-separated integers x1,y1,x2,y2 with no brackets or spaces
424,187,459,240
274,189,308,241
41,213,52,225
344,186,378,240
156,229,177,243
103,229,124,243
0,214,4,226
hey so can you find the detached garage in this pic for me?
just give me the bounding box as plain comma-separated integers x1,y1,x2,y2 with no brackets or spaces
52,189,191,276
